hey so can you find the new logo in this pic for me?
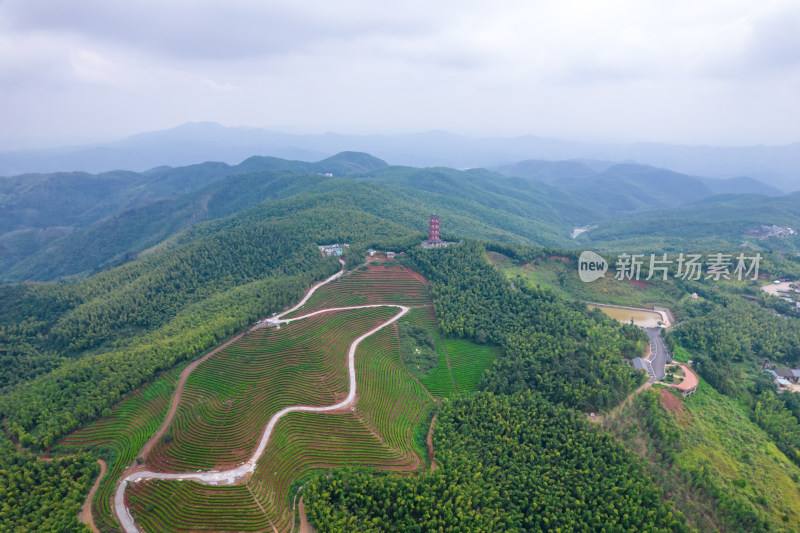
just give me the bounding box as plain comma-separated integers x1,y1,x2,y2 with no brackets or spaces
578,251,608,282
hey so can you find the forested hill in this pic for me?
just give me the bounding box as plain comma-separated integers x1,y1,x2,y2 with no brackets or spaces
3,148,613,282
1,197,797,530
0,228,678,531
577,191,800,254
3,151,798,283
0,152,385,280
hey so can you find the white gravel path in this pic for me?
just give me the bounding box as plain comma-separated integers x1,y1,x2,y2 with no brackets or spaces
114,261,408,532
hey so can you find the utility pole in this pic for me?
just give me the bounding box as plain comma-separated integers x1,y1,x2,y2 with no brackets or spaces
778,230,787,264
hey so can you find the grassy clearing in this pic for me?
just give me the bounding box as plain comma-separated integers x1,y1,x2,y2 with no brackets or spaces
496,256,685,309
400,307,457,398
398,310,500,399
677,381,800,529
608,379,800,532
671,345,691,363
443,339,500,394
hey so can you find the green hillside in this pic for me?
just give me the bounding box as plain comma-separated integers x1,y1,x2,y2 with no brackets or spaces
3,152,798,283
2,152,800,531
2,165,583,282
580,192,800,253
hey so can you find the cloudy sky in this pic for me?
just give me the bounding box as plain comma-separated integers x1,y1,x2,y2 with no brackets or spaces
1,0,798,149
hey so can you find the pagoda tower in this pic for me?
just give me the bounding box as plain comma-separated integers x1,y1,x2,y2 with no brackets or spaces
429,214,441,243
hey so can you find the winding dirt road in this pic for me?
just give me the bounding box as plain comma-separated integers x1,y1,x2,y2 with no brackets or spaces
80,459,107,533
114,261,410,532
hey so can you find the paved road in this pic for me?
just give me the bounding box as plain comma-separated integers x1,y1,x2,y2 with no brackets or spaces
645,327,669,382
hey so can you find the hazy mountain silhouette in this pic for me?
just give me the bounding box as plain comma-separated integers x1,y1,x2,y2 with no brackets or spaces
1,122,798,191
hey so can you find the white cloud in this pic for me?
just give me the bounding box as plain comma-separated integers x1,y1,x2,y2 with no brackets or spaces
0,0,798,146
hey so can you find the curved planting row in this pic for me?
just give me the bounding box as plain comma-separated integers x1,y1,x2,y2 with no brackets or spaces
248,410,414,532
443,339,501,394
237,316,433,531
118,263,438,532
58,369,179,532
147,307,397,471
283,264,431,317
127,481,271,532
129,316,433,532
355,320,432,458
129,410,406,533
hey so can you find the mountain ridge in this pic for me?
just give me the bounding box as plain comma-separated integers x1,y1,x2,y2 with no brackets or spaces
2,150,797,283
2,122,798,191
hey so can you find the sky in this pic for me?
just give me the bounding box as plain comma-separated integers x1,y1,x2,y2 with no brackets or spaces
1,0,798,149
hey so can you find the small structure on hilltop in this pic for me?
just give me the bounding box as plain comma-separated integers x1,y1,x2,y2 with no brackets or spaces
386,251,396,259
667,363,698,397
759,358,775,370
764,367,800,389
319,243,349,257
774,368,800,384
421,214,451,249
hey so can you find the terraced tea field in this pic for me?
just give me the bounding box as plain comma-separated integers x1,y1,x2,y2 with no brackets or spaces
106,263,438,532
146,307,397,471
127,482,271,532
283,264,431,317
59,368,179,532
68,261,502,532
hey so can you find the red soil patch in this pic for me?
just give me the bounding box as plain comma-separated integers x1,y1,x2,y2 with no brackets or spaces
363,263,428,285
629,279,648,287
2,418,24,453
298,497,314,533
427,415,437,471
80,459,107,533
548,256,572,263
658,388,687,421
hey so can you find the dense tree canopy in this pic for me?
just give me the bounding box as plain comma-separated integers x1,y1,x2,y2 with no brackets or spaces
0,434,97,532
305,392,688,532
403,242,647,411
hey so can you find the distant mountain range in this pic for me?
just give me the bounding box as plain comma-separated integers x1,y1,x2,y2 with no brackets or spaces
1,121,798,191
1,150,797,283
